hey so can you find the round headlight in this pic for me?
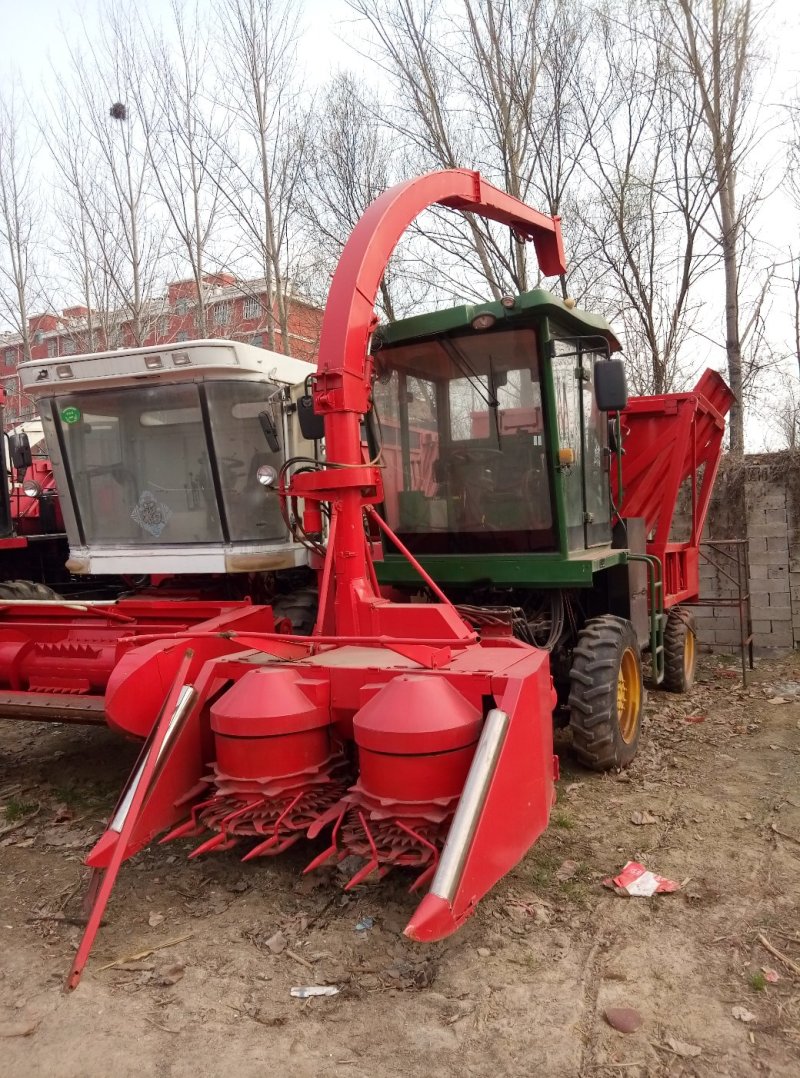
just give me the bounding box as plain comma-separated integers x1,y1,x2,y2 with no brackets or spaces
256,464,278,487
22,479,42,498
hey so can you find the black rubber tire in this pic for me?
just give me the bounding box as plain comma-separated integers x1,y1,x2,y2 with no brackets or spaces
568,615,644,771
0,580,61,601
271,588,318,635
662,609,697,694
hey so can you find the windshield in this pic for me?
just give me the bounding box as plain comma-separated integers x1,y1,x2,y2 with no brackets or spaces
48,380,287,547
373,326,554,554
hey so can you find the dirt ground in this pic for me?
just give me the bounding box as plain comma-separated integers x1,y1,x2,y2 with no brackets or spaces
1,651,799,1078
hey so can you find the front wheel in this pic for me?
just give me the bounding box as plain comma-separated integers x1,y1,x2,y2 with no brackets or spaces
568,615,644,771
662,609,697,693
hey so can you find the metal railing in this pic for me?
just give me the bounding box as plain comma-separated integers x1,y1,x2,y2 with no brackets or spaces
685,539,754,686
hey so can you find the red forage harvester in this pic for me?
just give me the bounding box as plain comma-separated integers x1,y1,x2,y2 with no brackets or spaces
67,170,583,986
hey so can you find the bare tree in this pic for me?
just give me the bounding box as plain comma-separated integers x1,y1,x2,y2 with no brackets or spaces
578,3,718,394
301,72,402,319
347,0,588,302
49,7,166,346
135,1,227,338
0,89,46,363
214,0,307,353
48,164,125,354
522,0,603,303
786,100,800,380
664,0,766,453
767,376,800,450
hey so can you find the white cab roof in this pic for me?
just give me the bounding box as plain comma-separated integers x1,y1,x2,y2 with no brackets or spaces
19,338,317,396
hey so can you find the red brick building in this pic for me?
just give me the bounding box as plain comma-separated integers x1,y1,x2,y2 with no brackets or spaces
0,274,323,422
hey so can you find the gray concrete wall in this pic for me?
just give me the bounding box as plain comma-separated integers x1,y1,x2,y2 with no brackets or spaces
674,454,800,653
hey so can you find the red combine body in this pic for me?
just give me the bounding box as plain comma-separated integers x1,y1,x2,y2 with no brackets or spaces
9,455,63,537
0,397,71,592
0,599,277,727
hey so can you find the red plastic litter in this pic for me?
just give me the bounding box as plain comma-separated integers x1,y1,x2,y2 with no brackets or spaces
604,861,681,896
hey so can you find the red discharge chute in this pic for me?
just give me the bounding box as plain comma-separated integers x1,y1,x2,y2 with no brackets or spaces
614,369,735,608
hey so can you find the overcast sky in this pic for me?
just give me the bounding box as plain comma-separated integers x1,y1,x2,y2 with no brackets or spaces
5,0,798,260
4,0,800,446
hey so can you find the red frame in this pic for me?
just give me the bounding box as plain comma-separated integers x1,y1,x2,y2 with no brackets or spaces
293,169,565,636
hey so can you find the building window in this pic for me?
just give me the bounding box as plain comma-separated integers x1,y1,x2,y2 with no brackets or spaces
175,299,190,316
4,348,14,364
213,302,232,326
158,316,170,337
250,334,263,348
47,339,58,358
176,331,189,342
63,338,76,355
243,297,261,321
34,331,43,344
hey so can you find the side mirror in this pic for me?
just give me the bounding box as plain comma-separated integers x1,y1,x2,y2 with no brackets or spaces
297,394,325,441
594,359,628,412
258,411,281,453
8,431,32,476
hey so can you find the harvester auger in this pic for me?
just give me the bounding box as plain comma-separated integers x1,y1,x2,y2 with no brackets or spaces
64,169,731,988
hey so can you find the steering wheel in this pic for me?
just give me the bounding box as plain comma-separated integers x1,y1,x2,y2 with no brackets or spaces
85,464,137,486
447,447,504,463
446,447,503,488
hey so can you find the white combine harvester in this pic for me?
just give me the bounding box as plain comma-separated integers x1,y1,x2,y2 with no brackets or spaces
20,339,318,583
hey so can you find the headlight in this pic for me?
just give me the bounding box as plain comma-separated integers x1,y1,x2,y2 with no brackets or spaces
256,464,278,487
22,479,42,498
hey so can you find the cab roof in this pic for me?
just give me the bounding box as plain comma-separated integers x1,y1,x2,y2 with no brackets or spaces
19,338,316,397
376,288,622,353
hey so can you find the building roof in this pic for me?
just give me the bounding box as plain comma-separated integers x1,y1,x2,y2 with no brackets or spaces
1,275,321,348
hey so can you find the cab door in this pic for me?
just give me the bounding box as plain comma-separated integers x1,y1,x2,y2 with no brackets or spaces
550,334,612,551
579,353,612,548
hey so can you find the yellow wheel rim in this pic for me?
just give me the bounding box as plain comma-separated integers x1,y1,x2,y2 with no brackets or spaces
684,629,696,681
616,647,641,744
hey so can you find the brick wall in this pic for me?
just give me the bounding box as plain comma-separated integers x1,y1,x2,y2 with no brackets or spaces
681,454,800,653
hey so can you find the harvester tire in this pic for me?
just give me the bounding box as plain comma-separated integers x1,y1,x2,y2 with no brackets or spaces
0,580,61,601
568,615,644,771
662,609,697,693
271,588,318,635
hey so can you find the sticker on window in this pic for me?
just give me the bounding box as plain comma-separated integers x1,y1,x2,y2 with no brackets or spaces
131,490,172,538
61,406,82,424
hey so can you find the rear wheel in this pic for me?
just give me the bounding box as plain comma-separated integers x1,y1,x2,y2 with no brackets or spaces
569,615,644,771
662,609,697,693
271,588,318,635
0,580,61,601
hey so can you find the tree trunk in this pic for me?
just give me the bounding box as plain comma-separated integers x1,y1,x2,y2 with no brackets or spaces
718,180,744,454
